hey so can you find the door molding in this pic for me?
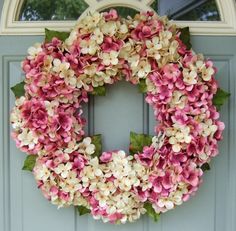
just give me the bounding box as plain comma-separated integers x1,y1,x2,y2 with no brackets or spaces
1,0,236,35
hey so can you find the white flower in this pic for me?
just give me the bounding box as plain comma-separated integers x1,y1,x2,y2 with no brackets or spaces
44,100,59,117
183,68,197,85
152,132,165,150
159,31,172,47
201,66,215,81
101,51,119,66
80,39,97,55
101,21,117,36
35,165,50,181
133,60,151,78
166,124,191,152
169,91,187,109
146,37,162,60
27,43,42,60
77,137,95,155
91,28,104,44
128,54,140,68
54,162,72,178
200,119,218,137
157,198,174,210
65,30,78,46
18,128,38,150
52,59,70,74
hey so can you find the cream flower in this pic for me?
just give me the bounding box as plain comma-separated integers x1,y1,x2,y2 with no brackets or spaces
201,66,215,81
169,91,187,109
166,124,191,152
91,28,104,44
135,60,151,78
54,162,72,178
183,68,197,85
146,37,162,60
80,39,97,55
200,119,218,137
101,21,117,36
52,59,70,74
35,165,50,181
160,30,172,47
27,43,42,60
101,51,119,66
18,128,38,150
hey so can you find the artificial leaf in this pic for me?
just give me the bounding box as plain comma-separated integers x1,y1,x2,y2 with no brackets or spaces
138,79,147,93
201,163,211,172
77,205,91,216
45,28,70,42
144,202,160,222
91,134,102,158
179,27,192,50
213,88,230,111
91,86,106,96
129,131,153,155
22,155,37,171
11,81,25,98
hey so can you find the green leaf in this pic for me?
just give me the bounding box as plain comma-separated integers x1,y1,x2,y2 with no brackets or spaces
213,88,230,111
129,131,153,155
91,86,106,96
77,205,91,216
138,79,147,93
201,163,211,172
45,28,70,42
11,81,25,98
179,27,192,50
91,134,102,158
22,155,37,172
144,202,160,222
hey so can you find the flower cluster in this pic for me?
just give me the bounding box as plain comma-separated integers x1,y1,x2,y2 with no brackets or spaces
10,10,224,224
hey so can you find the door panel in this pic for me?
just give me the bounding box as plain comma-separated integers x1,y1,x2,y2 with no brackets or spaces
0,23,235,231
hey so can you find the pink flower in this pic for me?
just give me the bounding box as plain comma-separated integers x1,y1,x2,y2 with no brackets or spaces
135,146,155,167
100,151,113,163
104,9,118,21
101,37,123,52
58,112,73,132
107,213,123,223
131,24,152,40
21,99,48,130
163,64,181,80
171,110,188,125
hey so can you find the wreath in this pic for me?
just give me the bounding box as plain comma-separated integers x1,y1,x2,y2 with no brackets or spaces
10,10,230,224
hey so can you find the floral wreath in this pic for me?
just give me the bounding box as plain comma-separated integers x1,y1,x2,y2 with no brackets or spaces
10,10,230,224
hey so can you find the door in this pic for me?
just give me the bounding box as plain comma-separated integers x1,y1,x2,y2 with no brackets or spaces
0,0,236,231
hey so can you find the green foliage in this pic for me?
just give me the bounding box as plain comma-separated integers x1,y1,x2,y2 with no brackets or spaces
201,163,211,172
91,135,102,158
213,88,230,111
138,79,147,93
91,86,106,96
144,202,160,222
22,155,37,171
179,27,192,50
129,132,153,155
77,205,91,216
19,0,89,21
45,28,70,42
11,81,25,98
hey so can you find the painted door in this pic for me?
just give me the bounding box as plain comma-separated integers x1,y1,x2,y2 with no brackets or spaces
0,1,236,231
